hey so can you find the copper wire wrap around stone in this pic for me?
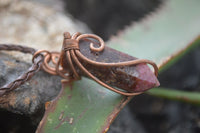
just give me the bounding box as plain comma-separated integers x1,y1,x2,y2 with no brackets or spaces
0,44,43,96
33,32,158,96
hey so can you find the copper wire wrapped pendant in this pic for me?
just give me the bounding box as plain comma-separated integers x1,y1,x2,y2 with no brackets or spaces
33,32,159,96
39,32,159,96
0,32,159,96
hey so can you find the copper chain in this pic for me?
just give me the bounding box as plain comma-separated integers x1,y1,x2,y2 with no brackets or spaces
0,44,43,96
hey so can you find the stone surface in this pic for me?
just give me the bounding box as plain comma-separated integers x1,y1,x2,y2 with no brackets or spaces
0,0,90,114
0,52,61,114
0,0,90,53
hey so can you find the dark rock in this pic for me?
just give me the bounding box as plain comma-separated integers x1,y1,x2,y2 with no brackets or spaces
0,52,61,114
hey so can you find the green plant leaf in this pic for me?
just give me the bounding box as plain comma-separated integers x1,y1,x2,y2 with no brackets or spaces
147,87,200,106
36,0,200,132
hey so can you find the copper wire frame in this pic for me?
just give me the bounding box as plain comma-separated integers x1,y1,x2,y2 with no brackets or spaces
33,32,158,96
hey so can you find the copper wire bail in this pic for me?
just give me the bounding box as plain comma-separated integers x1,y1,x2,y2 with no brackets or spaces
58,32,158,96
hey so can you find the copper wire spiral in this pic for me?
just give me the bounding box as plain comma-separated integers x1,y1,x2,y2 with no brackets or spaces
33,32,158,96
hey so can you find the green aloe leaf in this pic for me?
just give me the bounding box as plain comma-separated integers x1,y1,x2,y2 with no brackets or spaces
36,0,200,132
147,87,200,106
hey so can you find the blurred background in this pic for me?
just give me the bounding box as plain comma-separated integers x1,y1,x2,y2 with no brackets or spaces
0,0,200,133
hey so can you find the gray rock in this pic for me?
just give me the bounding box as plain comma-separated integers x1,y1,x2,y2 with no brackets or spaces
0,52,61,114
0,0,91,114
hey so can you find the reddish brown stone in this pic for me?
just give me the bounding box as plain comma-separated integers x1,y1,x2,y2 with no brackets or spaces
62,40,160,93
